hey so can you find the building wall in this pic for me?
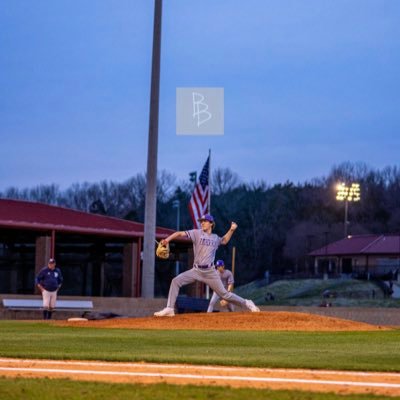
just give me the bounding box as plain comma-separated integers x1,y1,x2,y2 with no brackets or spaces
1,227,191,298
0,229,139,297
315,254,400,278
0,230,36,294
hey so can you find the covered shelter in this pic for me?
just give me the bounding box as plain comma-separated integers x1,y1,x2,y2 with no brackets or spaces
309,234,400,280
0,199,190,297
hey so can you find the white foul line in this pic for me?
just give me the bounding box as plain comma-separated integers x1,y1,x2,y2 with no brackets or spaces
1,366,400,389
0,358,399,378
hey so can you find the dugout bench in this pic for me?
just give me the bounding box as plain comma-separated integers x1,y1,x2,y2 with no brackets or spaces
2,299,94,319
175,296,210,313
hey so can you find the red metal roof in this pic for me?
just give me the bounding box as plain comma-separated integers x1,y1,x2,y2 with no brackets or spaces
310,234,400,256
0,199,175,239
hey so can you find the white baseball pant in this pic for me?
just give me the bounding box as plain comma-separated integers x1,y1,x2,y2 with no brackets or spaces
42,290,57,310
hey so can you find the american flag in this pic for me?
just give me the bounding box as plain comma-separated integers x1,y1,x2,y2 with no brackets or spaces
188,156,210,228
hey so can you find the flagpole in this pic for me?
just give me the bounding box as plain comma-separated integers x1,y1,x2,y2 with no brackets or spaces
205,148,211,300
208,148,211,213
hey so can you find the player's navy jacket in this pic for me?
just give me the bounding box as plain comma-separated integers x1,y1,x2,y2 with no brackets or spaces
35,267,63,291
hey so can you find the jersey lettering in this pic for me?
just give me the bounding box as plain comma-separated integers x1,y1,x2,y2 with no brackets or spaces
199,237,218,247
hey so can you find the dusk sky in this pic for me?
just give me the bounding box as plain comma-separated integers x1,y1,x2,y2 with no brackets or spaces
1,0,399,190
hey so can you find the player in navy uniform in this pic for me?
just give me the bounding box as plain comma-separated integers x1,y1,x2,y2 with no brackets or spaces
154,214,260,317
35,258,63,320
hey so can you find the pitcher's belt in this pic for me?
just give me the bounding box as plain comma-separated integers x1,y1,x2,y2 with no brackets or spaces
195,264,215,270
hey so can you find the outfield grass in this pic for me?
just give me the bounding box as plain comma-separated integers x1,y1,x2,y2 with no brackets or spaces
0,377,395,400
0,321,399,372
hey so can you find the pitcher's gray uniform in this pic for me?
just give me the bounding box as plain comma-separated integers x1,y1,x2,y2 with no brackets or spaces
207,267,235,312
154,214,260,316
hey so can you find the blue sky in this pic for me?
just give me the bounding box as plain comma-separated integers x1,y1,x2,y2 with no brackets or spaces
1,0,399,190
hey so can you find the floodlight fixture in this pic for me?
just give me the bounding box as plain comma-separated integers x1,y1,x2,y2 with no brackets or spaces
336,182,361,237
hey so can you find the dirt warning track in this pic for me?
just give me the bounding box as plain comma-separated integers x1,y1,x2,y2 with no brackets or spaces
1,358,400,397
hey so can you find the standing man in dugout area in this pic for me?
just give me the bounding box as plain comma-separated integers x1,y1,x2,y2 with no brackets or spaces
35,258,63,320
154,213,260,317
207,259,235,313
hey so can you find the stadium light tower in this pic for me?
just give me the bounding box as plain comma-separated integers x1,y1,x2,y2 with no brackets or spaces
142,0,162,298
336,182,361,237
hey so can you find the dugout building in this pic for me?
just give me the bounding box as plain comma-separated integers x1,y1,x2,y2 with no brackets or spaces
0,199,191,298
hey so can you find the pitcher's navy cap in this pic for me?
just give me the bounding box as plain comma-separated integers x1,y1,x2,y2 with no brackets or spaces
197,214,214,223
48,258,56,263
216,260,225,267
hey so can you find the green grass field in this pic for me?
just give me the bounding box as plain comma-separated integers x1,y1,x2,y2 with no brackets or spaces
0,321,399,371
0,321,399,399
0,377,395,400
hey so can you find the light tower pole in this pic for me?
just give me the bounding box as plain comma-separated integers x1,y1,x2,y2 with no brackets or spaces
142,0,163,298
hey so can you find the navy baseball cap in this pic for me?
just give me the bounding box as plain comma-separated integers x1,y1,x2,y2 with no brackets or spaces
197,214,214,223
215,260,225,267
48,258,56,263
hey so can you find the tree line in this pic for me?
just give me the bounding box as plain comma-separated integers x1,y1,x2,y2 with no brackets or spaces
2,161,400,285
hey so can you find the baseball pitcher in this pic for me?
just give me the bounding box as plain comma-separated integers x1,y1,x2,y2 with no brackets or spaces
154,214,259,317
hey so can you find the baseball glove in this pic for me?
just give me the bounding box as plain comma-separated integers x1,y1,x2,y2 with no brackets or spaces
220,299,228,307
156,241,170,259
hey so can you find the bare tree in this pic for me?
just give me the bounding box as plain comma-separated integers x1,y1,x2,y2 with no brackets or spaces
212,167,241,195
327,161,372,185
156,170,177,202
28,184,61,204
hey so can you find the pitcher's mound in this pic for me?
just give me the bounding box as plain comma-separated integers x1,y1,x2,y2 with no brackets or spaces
59,311,388,331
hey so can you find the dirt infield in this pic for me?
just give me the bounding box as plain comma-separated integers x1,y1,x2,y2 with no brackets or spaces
58,311,390,331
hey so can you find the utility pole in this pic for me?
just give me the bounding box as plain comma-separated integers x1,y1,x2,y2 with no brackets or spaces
142,0,162,298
